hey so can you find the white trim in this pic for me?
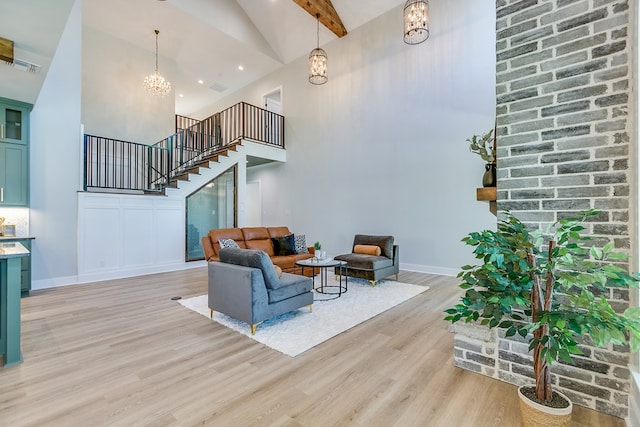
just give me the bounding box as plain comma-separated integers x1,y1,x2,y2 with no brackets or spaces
400,263,458,277
32,261,206,290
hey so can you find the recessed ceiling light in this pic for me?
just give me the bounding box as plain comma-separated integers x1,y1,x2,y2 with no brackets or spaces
179,93,184,98
238,65,244,71
198,79,204,84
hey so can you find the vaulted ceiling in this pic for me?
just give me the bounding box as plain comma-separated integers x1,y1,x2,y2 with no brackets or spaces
0,0,405,114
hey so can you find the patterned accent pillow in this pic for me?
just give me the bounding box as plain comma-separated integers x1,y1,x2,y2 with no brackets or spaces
294,234,309,254
218,238,240,249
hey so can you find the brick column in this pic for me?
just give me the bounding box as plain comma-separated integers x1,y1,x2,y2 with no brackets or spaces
453,0,633,418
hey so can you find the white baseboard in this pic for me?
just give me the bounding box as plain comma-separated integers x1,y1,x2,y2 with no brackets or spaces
31,261,207,290
400,262,458,277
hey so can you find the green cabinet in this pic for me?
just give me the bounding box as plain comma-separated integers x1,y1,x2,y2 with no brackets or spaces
0,97,30,207
0,143,28,206
0,101,29,145
18,239,31,296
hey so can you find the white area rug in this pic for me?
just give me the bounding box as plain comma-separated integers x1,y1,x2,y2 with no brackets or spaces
178,277,429,357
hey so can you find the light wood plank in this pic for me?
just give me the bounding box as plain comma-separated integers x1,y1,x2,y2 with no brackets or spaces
0,268,625,426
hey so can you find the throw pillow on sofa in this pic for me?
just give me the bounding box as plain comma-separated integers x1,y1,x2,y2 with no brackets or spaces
294,234,309,254
271,234,296,256
354,244,381,256
219,238,240,249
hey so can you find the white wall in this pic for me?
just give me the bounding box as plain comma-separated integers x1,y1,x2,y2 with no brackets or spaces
30,0,82,287
30,0,498,287
198,1,498,274
81,26,175,144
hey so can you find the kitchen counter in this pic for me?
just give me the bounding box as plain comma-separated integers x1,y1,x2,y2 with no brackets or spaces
0,242,29,367
0,236,35,242
0,236,34,296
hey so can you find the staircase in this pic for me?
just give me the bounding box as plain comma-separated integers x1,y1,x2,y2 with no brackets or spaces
83,102,284,195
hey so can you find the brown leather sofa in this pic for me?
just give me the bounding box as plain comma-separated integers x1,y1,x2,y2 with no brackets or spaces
201,226,315,275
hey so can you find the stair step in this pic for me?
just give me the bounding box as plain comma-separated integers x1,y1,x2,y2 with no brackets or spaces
184,166,201,175
193,158,214,168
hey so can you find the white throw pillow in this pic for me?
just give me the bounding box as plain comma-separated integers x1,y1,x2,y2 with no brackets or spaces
218,238,240,249
294,234,309,254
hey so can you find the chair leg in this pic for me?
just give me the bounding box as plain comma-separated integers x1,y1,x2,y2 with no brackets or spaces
251,321,264,335
396,273,399,281
308,304,313,313
210,309,213,319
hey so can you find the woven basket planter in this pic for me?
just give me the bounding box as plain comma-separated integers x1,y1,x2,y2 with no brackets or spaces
518,386,572,427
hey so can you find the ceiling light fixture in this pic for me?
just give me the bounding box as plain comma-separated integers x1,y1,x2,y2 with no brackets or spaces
308,13,327,85
143,30,171,97
403,0,430,45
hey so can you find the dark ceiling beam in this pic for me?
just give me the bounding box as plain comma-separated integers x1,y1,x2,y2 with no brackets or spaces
291,0,348,38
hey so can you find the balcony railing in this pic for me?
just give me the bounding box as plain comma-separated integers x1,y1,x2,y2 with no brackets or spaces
84,102,284,193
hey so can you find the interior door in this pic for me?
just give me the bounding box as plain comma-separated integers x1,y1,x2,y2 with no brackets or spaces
262,88,282,145
246,181,262,226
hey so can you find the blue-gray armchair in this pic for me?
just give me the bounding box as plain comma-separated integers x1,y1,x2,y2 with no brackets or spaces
208,247,313,334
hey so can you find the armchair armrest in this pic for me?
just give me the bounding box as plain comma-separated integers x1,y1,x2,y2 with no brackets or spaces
392,244,399,266
208,262,268,325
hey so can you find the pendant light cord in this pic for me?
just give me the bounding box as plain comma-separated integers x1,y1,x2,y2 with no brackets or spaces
154,29,160,73
316,14,320,49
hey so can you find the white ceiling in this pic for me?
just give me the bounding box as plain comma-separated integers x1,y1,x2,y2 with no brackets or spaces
1,0,405,115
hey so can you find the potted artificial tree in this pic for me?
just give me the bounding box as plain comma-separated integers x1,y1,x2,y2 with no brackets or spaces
445,210,640,426
467,129,496,187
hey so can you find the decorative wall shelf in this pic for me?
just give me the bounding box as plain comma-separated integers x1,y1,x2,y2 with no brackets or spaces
476,187,497,216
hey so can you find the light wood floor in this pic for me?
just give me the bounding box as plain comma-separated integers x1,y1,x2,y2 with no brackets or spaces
0,268,625,426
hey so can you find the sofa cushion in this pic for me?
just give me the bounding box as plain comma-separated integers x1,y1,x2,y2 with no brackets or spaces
208,228,247,256
272,234,296,256
245,239,274,255
271,255,296,269
267,272,312,303
267,226,292,238
209,228,244,241
242,227,271,241
353,235,394,259
333,253,393,271
219,247,284,290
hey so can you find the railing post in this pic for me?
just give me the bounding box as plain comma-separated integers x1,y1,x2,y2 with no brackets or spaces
147,144,152,191
241,101,246,141
83,134,88,191
167,135,173,188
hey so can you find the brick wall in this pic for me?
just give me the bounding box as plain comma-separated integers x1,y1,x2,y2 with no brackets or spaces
453,0,633,418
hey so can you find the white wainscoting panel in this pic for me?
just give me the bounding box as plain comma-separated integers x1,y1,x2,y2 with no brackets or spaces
78,193,186,283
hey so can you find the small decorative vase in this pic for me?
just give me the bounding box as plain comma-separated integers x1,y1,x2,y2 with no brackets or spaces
482,163,496,187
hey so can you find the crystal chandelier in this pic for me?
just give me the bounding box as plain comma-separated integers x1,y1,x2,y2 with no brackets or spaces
404,0,430,45
308,14,328,85
143,29,171,97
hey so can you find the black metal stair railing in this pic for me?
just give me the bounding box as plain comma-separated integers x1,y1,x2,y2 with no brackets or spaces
83,135,169,193
83,102,285,193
